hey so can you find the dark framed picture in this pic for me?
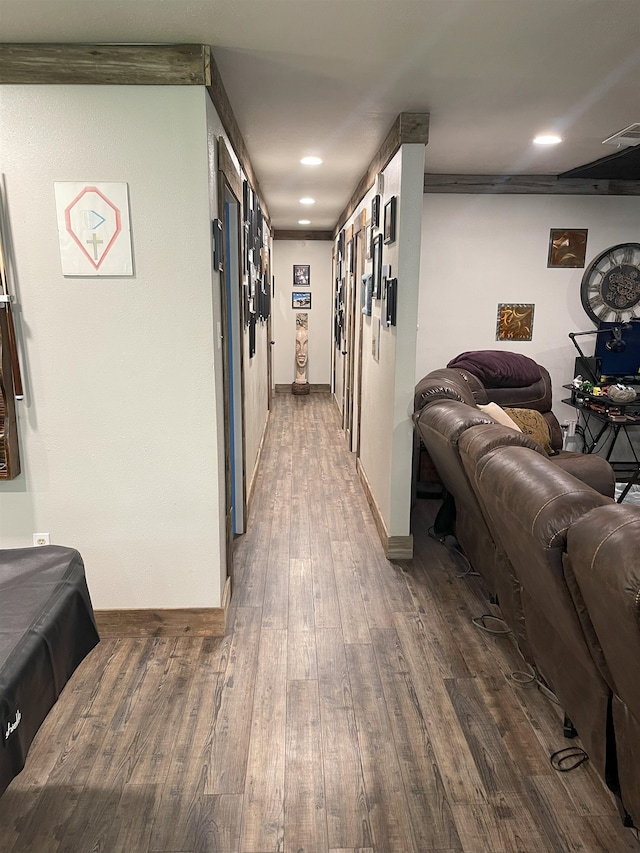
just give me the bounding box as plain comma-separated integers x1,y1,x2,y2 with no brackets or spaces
293,264,310,287
547,229,588,268
212,219,224,272
243,222,250,274
292,291,311,309
372,234,383,299
361,274,373,316
334,308,342,347
371,194,381,228
242,180,249,223
385,277,397,327
383,196,397,244
257,205,264,246
257,272,270,322
243,281,251,327
249,313,256,358
496,303,535,341
347,238,354,275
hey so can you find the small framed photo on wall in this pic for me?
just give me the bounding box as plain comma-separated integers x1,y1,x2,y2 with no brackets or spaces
292,291,311,309
385,277,398,327
293,264,310,287
383,196,397,244
212,219,224,272
365,222,373,260
496,303,535,341
371,194,381,228
547,229,588,268
361,274,373,316
372,234,383,299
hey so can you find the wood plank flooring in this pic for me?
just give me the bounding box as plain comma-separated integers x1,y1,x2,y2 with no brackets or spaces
1,392,639,853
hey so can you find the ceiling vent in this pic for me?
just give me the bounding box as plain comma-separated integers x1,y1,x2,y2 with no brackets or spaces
602,123,640,147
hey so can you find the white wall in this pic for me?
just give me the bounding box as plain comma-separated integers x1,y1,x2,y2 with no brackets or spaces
357,146,425,535
417,194,640,422
0,85,227,609
334,144,425,540
205,97,233,592
271,240,333,385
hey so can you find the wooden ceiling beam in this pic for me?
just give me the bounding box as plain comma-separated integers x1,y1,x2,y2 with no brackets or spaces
423,174,640,195
333,112,430,237
0,43,210,85
0,42,271,223
274,230,334,241
205,51,270,224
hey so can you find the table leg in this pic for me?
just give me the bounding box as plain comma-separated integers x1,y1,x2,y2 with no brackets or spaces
617,466,640,504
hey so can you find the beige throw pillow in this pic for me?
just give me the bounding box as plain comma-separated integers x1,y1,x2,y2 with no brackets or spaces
503,407,555,456
478,402,522,431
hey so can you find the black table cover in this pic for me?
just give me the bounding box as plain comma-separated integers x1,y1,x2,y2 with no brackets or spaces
0,545,99,796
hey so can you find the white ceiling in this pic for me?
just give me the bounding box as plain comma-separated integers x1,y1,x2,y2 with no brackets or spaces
1,0,639,229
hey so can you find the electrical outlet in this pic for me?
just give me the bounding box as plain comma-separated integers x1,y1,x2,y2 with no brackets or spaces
33,533,50,546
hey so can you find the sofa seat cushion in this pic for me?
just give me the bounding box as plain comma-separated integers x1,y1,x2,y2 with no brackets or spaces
447,350,542,387
551,451,616,499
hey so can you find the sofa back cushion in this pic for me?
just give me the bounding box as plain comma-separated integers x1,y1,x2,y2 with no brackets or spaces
415,399,498,592
482,363,554,414
565,504,640,821
467,445,613,776
459,422,545,463
436,354,559,449
447,350,542,387
565,504,640,716
414,368,486,412
471,446,610,625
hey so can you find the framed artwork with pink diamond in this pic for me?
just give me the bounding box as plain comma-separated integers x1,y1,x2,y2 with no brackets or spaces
54,182,133,276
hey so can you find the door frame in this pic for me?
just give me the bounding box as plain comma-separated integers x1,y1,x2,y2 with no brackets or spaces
223,187,246,534
353,211,366,457
217,138,246,578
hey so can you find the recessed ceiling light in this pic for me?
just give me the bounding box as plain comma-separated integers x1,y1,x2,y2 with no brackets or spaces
301,156,323,166
299,197,315,205
298,219,311,225
533,134,562,145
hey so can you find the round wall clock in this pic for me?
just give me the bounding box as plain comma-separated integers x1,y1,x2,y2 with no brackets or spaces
580,242,640,325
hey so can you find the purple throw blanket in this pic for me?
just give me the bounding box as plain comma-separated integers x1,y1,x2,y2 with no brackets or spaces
447,350,542,388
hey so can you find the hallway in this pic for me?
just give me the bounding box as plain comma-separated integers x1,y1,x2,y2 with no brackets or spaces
0,392,638,853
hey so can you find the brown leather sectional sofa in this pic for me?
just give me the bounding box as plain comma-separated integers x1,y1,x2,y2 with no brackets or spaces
413,354,640,829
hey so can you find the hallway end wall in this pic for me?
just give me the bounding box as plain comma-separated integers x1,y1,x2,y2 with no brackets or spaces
271,240,333,387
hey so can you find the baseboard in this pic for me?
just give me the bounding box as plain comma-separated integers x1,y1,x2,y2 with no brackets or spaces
222,576,232,634
247,410,270,519
356,458,414,560
332,394,342,421
386,535,414,561
94,607,226,638
274,383,331,394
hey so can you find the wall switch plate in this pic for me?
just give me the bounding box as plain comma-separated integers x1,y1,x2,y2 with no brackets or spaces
33,533,50,546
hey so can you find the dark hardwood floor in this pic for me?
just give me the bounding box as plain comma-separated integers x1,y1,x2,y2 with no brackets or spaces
1,392,639,853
